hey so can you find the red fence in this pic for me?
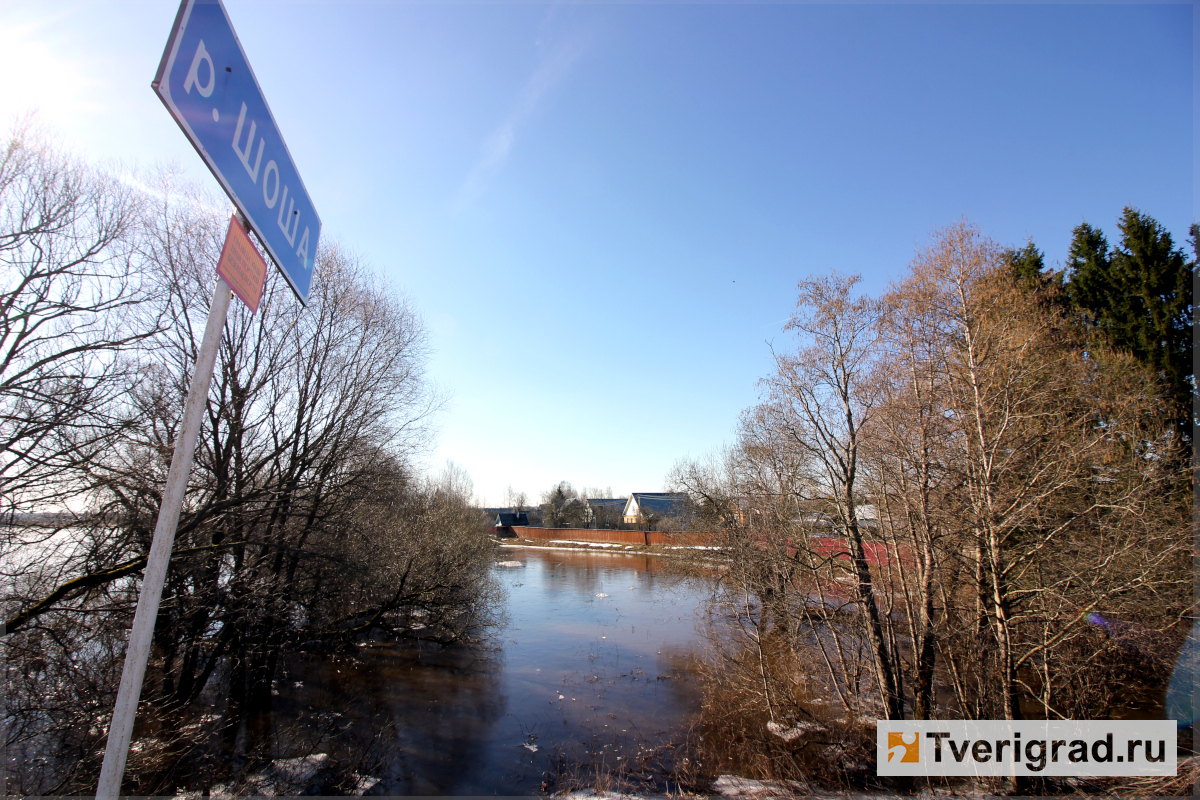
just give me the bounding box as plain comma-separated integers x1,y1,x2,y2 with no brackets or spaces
506,526,717,547
807,536,900,568
500,527,901,565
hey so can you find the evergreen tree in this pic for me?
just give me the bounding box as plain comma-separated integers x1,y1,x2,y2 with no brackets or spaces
1005,239,1047,287
1004,239,1065,310
1064,222,1113,320
1064,208,1194,442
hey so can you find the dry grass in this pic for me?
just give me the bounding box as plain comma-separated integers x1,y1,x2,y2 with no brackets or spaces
670,656,886,794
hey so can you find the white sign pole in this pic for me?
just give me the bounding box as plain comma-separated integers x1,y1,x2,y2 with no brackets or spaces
95,277,233,800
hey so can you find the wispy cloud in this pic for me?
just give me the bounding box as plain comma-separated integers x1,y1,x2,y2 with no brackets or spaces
455,28,589,211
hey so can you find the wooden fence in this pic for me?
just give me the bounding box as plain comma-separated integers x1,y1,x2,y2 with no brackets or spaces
497,527,902,566
504,526,717,547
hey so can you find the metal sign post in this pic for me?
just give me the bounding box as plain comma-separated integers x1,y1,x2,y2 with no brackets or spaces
95,277,232,800
96,0,321,794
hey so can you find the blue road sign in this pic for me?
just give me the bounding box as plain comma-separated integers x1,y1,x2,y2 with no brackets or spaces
153,0,320,305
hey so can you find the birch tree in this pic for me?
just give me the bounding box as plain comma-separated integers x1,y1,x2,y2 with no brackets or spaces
898,221,1189,721
764,273,902,720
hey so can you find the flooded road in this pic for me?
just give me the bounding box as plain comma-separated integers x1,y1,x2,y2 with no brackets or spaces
280,546,711,794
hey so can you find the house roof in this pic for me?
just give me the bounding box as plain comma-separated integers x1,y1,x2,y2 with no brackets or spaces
586,498,627,511
494,511,529,527
625,492,689,517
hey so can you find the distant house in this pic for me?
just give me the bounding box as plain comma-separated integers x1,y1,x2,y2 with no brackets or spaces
492,510,529,537
622,493,690,528
794,505,878,535
585,498,627,529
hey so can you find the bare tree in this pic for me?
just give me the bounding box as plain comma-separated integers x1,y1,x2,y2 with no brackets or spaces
865,280,958,720
765,273,901,720
671,223,1191,780
0,121,150,517
541,480,586,528
2,174,498,795
900,222,1190,722
502,485,528,511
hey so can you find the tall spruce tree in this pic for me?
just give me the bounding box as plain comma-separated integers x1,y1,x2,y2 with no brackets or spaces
1064,208,1194,443
1064,223,1112,319
1004,239,1066,311
1005,239,1047,287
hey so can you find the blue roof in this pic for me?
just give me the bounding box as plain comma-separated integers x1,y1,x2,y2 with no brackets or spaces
630,493,689,516
586,498,627,510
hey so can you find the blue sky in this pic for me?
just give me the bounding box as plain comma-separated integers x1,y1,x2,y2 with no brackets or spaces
1,1,1193,505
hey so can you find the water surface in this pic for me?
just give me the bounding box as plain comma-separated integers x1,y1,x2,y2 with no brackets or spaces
282,546,710,794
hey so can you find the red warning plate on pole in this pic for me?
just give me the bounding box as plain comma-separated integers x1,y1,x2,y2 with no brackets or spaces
216,215,268,313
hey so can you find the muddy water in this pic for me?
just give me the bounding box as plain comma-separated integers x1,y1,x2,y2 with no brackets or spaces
279,546,711,795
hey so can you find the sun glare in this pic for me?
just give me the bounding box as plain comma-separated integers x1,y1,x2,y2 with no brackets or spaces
0,15,104,133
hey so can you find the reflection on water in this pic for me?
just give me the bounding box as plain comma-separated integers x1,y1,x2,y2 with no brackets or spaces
275,547,709,795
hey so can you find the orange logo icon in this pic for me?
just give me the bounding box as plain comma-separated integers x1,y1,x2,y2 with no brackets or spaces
887,731,919,763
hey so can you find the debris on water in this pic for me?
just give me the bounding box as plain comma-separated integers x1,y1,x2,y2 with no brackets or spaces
523,743,539,753
596,593,609,598
496,561,524,568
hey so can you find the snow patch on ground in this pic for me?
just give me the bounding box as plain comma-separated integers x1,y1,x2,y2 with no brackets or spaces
557,776,811,800
350,772,381,795
557,790,650,800
194,753,375,797
767,720,827,742
711,775,814,798
550,774,990,800
207,754,332,797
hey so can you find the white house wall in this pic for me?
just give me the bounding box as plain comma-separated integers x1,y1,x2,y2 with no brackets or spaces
622,496,640,521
